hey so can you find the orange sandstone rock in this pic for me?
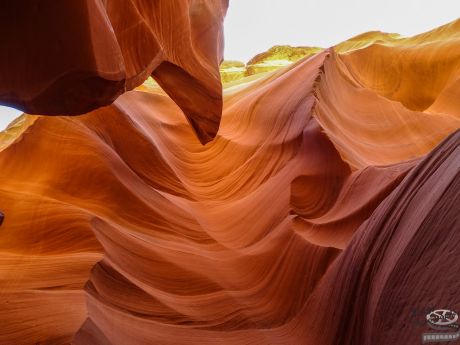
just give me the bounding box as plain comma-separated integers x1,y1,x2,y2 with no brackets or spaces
0,0,228,143
0,11,459,345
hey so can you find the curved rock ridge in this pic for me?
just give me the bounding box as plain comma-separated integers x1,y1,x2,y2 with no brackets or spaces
335,19,460,112
305,129,460,345
314,49,460,169
0,16,460,345
0,0,228,144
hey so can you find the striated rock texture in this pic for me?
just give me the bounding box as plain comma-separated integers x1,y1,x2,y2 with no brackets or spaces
306,129,460,345
0,0,228,144
0,10,460,345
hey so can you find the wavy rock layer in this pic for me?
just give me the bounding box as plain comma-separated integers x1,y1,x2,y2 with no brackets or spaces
0,16,459,345
0,0,228,143
306,129,460,345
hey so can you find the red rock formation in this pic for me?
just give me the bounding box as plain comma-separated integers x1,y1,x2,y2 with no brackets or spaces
0,8,459,345
305,129,460,345
0,0,228,143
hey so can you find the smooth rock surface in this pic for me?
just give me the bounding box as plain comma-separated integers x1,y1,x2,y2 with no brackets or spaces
0,10,459,345
0,0,228,143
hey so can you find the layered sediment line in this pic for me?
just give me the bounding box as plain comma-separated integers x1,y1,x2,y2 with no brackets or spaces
306,129,460,345
0,12,459,345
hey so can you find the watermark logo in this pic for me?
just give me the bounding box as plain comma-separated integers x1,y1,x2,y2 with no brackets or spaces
422,309,460,343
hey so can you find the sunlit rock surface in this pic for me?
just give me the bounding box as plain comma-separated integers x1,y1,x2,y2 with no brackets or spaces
0,7,459,345
219,60,246,83
246,45,323,75
220,45,323,83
